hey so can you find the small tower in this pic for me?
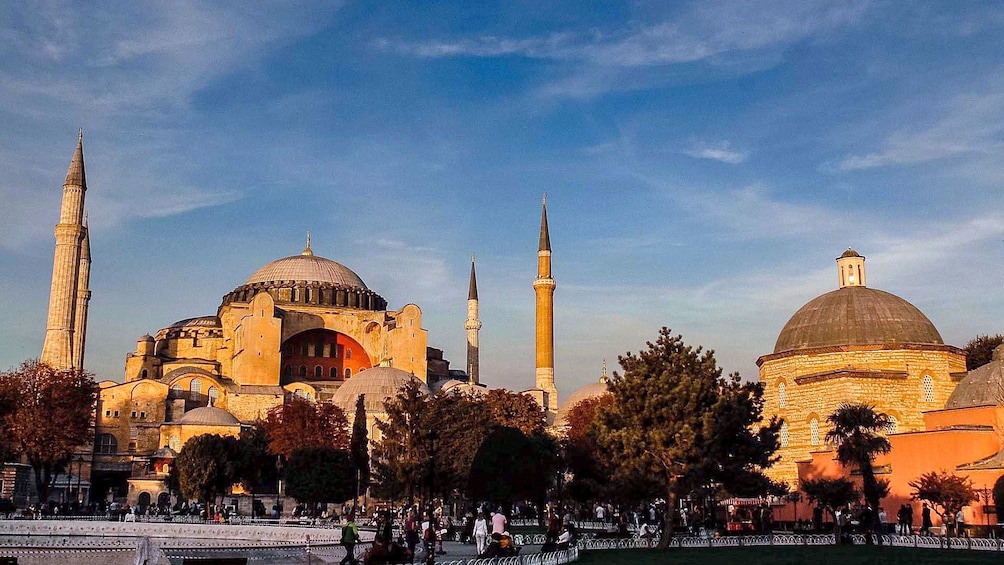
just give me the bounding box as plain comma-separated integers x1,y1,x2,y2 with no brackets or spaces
836,248,866,288
465,255,482,384
41,131,89,371
533,195,558,412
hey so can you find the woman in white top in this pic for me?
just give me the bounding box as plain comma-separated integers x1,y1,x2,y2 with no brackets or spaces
473,512,489,555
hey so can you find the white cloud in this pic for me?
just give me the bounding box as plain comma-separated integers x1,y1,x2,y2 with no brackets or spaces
683,142,748,164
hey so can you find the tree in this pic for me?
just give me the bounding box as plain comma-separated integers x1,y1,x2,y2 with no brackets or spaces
469,427,557,511
176,434,240,511
235,423,278,511
563,395,615,503
0,359,98,503
284,446,354,512
371,380,431,502
802,476,858,534
595,328,781,549
964,334,1004,370
263,396,349,457
910,471,977,535
824,403,892,509
480,389,548,436
350,395,370,502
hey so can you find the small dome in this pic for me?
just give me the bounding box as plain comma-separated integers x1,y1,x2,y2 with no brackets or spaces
331,366,429,415
774,287,943,354
438,379,487,397
840,248,861,258
945,354,1004,410
246,254,368,290
178,406,240,426
555,379,610,428
168,316,222,329
151,446,178,459
139,334,155,342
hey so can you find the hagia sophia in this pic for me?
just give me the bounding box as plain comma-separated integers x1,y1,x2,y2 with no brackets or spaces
8,134,1004,527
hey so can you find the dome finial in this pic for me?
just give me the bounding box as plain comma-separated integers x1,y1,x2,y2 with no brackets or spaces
302,231,313,256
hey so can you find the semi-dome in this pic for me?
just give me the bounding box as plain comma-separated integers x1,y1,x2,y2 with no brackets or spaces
177,406,240,426
945,345,1004,410
246,253,368,290
774,286,943,354
331,366,430,415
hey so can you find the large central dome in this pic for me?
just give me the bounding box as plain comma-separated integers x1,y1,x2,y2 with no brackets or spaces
246,253,368,290
774,286,943,354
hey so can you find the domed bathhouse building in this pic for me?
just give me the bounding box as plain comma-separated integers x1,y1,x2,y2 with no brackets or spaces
554,362,611,430
91,240,431,504
759,249,967,486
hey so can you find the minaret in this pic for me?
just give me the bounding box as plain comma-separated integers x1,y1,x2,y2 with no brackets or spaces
465,254,482,384
41,131,88,371
71,216,92,370
533,195,558,412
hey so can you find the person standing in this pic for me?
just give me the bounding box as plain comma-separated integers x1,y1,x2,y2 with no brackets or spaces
340,513,359,565
878,506,888,534
955,509,966,538
404,508,419,558
473,511,489,556
491,507,508,535
921,503,933,535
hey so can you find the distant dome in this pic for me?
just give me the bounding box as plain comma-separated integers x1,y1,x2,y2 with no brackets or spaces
178,406,240,426
168,316,221,329
438,379,487,397
945,350,1004,410
332,366,429,415
151,446,178,459
774,287,943,354
840,248,861,258
246,253,368,290
555,379,610,428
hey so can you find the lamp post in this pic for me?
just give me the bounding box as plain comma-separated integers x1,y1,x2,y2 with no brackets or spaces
276,455,285,519
75,455,84,505
425,430,439,565
978,485,995,538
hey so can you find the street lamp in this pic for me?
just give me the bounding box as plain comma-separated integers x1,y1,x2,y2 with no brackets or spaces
75,455,84,505
425,430,439,565
978,485,996,538
276,455,285,519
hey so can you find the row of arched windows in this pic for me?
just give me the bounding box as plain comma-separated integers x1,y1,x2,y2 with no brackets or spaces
779,414,898,449
776,374,936,408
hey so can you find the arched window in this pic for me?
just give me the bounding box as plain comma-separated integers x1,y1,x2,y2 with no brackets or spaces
169,435,181,452
346,348,352,360
284,365,292,376
299,365,307,377
96,433,118,454
923,375,934,402
780,422,790,447
330,367,338,378
778,382,787,409
344,368,352,379
886,415,898,434
190,378,202,395
141,369,148,379
810,418,820,446
207,386,219,405
314,366,322,378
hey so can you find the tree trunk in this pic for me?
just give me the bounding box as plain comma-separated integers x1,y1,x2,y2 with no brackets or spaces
657,485,676,550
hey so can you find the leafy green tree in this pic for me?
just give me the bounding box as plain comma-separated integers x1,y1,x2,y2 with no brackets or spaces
469,427,557,511
176,434,240,511
481,388,548,436
284,446,354,512
802,476,858,537
824,403,892,509
993,474,1004,511
910,470,977,536
350,395,370,501
964,334,1004,370
595,328,781,548
563,395,615,504
236,423,278,511
372,380,431,503
0,359,98,503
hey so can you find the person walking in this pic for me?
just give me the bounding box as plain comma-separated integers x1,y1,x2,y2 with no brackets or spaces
404,508,420,558
473,511,489,556
955,509,966,538
340,512,359,565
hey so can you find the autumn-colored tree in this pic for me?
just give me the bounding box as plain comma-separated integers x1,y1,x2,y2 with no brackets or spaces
350,395,370,501
480,388,547,436
963,334,1004,370
563,395,615,503
263,396,349,457
176,434,240,511
595,328,780,549
0,359,98,503
910,470,977,536
825,403,892,510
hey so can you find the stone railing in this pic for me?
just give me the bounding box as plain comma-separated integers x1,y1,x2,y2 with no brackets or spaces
0,519,348,545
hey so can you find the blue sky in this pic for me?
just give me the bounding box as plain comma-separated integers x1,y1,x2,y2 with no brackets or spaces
1,1,1003,398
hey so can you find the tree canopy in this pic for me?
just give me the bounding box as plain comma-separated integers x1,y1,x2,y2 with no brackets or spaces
595,328,781,548
235,423,278,496
963,334,1004,370
0,359,98,503
263,396,349,457
910,470,977,525
468,426,557,510
176,434,239,509
284,446,354,510
802,476,858,518
350,394,370,501
824,403,892,508
563,395,615,504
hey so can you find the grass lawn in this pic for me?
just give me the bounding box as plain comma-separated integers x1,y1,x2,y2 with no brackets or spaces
577,546,1002,565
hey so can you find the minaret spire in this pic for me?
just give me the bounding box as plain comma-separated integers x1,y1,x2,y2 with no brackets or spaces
465,254,482,384
42,132,89,370
71,215,92,369
533,194,557,412
302,231,314,256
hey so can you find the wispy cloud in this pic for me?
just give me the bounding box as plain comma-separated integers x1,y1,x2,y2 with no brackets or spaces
683,141,748,164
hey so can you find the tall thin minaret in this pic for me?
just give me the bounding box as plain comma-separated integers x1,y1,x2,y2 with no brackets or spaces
465,254,482,384
71,215,92,369
41,131,88,371
533,195,558,412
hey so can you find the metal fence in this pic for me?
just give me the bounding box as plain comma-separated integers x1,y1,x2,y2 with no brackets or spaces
580,533,1004,552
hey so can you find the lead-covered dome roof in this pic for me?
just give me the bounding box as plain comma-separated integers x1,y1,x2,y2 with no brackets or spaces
331,366,430,415
945,346,1004,410
246,254,368,290
177,406,240,426
774,286,943,354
